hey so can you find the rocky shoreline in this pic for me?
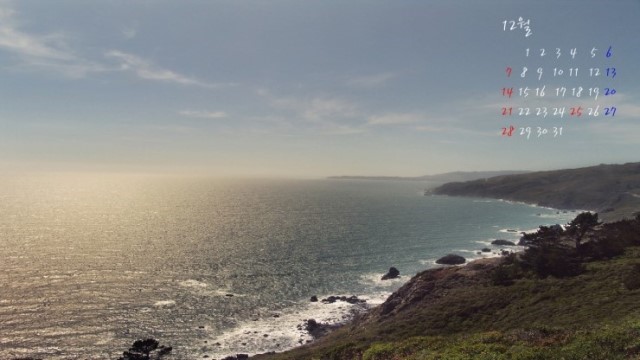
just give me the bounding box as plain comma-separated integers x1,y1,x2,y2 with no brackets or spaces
236,252,512,360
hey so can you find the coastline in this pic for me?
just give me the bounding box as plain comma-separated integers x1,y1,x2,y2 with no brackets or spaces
246,256,507,360
208,202,573,359
240,201,577,359
210,253,530,359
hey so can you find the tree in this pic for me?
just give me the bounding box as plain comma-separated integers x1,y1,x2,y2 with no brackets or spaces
519,225,563,247
566,212,601,249
519,226,583,278
118,338,172,360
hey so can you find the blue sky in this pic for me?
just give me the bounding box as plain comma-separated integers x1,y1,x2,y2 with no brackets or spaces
1,0,639,177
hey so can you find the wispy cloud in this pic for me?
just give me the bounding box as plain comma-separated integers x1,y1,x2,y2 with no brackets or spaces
0,3,107,77
257,89,365,135
0,3,231,87
268,95,359,122
414,125,446,132
105,50,217,88
586,121,640,145
179,110,228,119
347,72,396,88
121,25,137,40
367,113,422,126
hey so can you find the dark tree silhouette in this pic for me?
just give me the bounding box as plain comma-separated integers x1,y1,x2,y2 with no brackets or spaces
566,212,601,249
519,225,582,278
118,338,172,360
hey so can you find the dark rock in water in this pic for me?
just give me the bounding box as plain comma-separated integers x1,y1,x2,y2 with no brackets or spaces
491,239,516,246
501,249,511,256
381,267,400,280
322,295,338,304
435,254,466,265
272,314,280,318
481,247,491,252
506,229,518,232
346,295,364,304
304,318,340,339
225,293,234,297
321,295,366,304
222,355,249,360
477,251,482,255
306,319,320,332
310,295,318,302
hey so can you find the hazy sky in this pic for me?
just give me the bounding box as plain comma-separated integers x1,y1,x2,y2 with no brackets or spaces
1,0,639,177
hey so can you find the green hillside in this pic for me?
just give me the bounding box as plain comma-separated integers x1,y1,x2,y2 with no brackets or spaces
255,214,640,360
429,162,640,221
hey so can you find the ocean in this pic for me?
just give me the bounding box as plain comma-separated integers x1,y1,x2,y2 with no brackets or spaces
0,174,577,359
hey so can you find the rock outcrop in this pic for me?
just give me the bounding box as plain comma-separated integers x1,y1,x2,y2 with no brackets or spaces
381,267,400,280
491,239,516,246
435,254,466,265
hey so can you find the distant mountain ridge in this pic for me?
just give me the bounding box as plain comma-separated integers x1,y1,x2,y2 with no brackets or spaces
329,170,530,183
430,162,640,221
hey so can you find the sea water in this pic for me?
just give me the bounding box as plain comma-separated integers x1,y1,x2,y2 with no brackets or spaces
0,174,576,359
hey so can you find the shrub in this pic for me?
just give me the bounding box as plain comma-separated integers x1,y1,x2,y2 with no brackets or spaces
623,264,640,290
520,245,584,278
491,265,517,286
362,342,397,360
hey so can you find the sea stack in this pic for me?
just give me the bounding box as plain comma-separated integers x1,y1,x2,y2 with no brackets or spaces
381,267,400,280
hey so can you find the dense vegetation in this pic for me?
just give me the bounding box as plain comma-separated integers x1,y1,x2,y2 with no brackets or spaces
257,213,640,359
429,162,640,221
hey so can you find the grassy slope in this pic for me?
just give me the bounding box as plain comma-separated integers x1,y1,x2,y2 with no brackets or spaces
256,247,640,360
429,162,640,221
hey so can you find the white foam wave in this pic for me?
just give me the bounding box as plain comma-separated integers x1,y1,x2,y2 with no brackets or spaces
475,239,493,246
359,272,405,287
498,228,524,234
195,293,381,359
153,300,176,307
179,279,208,288
178,279,237,297
455,249,480,254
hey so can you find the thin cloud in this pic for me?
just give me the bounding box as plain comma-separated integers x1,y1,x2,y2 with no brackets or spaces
0,4,227,86
0,7,70,60
347,72,396,88
586,121,640,145
106,50,216,88
262,90,360,122
367,113,422,126
257,89,365,135
414,125,446,132
0,3,107,77
121,25,137,40
179,110,228,119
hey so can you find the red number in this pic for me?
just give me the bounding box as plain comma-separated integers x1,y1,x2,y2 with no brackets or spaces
501,125,515,136
506,67,512,77
502,87,513,98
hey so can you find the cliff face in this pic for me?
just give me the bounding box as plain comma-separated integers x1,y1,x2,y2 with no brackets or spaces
364,258,499,319
430,162,640,221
